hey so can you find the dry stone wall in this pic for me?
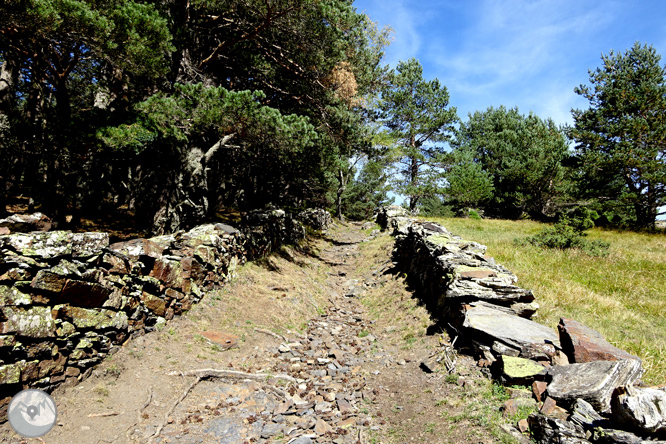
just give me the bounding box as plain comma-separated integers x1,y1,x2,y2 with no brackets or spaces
377,206,666,443
0,209,331,418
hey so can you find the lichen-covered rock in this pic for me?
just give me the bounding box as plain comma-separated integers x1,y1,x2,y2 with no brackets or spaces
546,359,643,413
611,385,666,436
1,231,73,258
71,232,109,258
150,257,184,289
108,238,164,261
297,208,333,231
30,270,68,293
501,355,547,385
54,306,128,330
558,318,641,364
0,285,32,306
0,212,52,232
0,306,56,337
0,362,21,384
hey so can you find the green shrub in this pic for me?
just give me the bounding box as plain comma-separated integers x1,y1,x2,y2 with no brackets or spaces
516,216,610,257
468,209,482,220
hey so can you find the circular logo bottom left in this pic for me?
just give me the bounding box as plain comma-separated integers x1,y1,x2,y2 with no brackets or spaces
8,389,58,438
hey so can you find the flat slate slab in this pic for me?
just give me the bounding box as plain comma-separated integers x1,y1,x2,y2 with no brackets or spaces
462,302,560,353
558,317,641,363
546,359,643,413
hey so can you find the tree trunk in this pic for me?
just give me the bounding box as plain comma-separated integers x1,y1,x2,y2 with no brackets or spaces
408,153,419,212
41,77,72,227
335,168,349,221
0,56,19,217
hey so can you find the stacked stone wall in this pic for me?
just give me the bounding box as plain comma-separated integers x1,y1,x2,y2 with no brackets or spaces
378,207,665,443
0,209,328,417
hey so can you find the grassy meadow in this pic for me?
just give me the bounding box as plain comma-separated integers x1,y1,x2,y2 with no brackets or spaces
426,217,666,385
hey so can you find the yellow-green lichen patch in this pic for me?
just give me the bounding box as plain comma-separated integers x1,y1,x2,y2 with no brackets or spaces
426,234,457,247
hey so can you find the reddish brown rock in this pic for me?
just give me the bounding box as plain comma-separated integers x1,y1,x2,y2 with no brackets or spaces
517,418,529,433
59,280,111,307
150,257,183,288
140,291,166,317
200,331,239,349
64,367,81,377
532,380,548,402
102,253,130,274
31,270,67,293
20,361,40,382
0,227,9,235
558,317,640,363
540,397,569,420
459,270,497,279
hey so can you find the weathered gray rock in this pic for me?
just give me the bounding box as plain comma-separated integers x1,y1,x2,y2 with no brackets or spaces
445,273,535,303
570,398,611,429
297,208,332,231
528,413,590,443
558,318,641,364
0,212,52,232
375,205,410,230
71,232,109,258
109,238,164,260
591,429,645,444
611,385,666,436
463,302,560,355
547,359,643,413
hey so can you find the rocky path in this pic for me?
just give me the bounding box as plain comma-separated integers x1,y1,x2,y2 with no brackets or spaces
152,226,385,444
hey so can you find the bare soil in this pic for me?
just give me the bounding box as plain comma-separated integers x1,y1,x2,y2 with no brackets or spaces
1,222,527,444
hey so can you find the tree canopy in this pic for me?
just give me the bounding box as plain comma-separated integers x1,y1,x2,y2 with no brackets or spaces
0,0,393,233
452,106,569,219
1,2,664,233
569,42,666,229
380,58,458,212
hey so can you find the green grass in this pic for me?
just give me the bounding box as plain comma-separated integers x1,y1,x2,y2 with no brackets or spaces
430,217,666,385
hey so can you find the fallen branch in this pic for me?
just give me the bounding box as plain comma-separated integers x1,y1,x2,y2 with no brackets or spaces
87,412,122,418
167,368,297,383
151,376,202,439
254,327,287,342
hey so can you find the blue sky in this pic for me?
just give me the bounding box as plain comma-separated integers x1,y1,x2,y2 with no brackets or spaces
353,0,666,127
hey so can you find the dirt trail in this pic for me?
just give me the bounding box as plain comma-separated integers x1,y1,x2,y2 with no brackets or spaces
1,222,521,444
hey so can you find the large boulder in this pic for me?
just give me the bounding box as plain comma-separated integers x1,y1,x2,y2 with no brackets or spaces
546,359,643,413
558,318,641,364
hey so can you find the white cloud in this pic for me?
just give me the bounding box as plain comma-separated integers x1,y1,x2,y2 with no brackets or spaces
423,0,619,124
